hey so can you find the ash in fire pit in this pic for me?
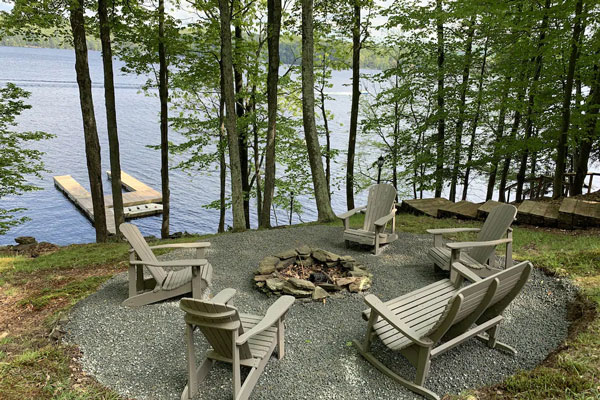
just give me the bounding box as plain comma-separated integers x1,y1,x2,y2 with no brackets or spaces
253,246,372,300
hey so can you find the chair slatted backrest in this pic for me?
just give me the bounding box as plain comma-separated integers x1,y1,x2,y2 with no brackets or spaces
362,184,397,232
120,223,168,285
478,261,532,323
180,298,254,360
428,261,531,342
469,204,518,264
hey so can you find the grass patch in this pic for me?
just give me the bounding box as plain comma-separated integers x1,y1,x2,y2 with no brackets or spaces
18,275,112,311
0,233,211,399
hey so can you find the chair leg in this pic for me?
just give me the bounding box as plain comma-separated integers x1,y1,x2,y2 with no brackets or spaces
414,346,432,386
277,318,285,360
185,324,197,399
232,339,241,399
374,235,381,255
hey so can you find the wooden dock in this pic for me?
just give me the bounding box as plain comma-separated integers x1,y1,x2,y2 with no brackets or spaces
517,200,560,227
476,200,503,219
401,198,453,217
437,200,481,219
54,171,163,234
558,197,600,228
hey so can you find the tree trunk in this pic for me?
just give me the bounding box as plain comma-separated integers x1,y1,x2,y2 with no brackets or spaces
346,0,361,210
69,0,107,242
554,0,583,198
462,39,488,200
434,0,445,197
234,25,250,228
301,0,336,221
319,76,331,197
219,0,246,231
486,77,511,200
449,16,475,202
260,0,281,228
573,62,600,194
498,70,528,202
515,0,551,202
98,0,124,236
250,86,262,220
218,63,226,233
158,0,170,238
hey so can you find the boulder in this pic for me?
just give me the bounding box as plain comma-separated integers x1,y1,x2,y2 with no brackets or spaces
349,277,371,293
15,236,36,245
266,278,286,291
288,278,315,291
312,286,329,300
276,257,296,270
254,274,272,282
349,267,371,278
312,249,340,263
275,249,297,259
297,256,315,268
295,245,311,258
317,283,342,292
282,282,312,297
335,277,357,287
257,256,279,275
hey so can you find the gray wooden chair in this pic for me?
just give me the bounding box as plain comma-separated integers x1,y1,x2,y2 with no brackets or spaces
428,203,518,277
354,260,532,400
179,289,295,400
120,223,212,307
338,183,398,255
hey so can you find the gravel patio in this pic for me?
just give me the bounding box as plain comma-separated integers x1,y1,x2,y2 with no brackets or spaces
64,224,576,399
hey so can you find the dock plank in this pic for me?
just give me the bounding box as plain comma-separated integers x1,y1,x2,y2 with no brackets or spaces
55,172,163,235
401,198,453,218
437,200,480,219
517,200,559,227
477,200,503,219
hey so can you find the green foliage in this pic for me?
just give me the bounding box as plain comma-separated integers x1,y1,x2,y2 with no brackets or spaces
0,83,53,235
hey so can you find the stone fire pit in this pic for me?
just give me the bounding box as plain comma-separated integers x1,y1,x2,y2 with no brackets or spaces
253,246,372,300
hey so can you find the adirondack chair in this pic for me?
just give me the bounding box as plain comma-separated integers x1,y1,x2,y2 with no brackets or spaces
428,203,518,277
179,289,295,400
120,223,213,307
338,183,398,255
354,260,532,400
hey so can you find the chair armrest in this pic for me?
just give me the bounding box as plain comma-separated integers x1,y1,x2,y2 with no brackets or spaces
374,210,396,228
337,205,367,220
364,295,433,347
149,242,210,250
426,228,481,234
451,262,482,283
236,296,295,345
129,259,208,267
211,288,236,304
446,238,512,250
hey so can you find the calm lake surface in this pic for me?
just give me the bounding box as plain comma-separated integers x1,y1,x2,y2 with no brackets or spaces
1,46,558,245
0,46,376,245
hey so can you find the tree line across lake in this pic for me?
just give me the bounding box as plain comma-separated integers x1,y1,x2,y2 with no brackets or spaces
0,0,599,242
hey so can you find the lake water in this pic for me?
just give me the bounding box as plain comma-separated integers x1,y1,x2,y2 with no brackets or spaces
0,46,377,245
2,46,583,245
